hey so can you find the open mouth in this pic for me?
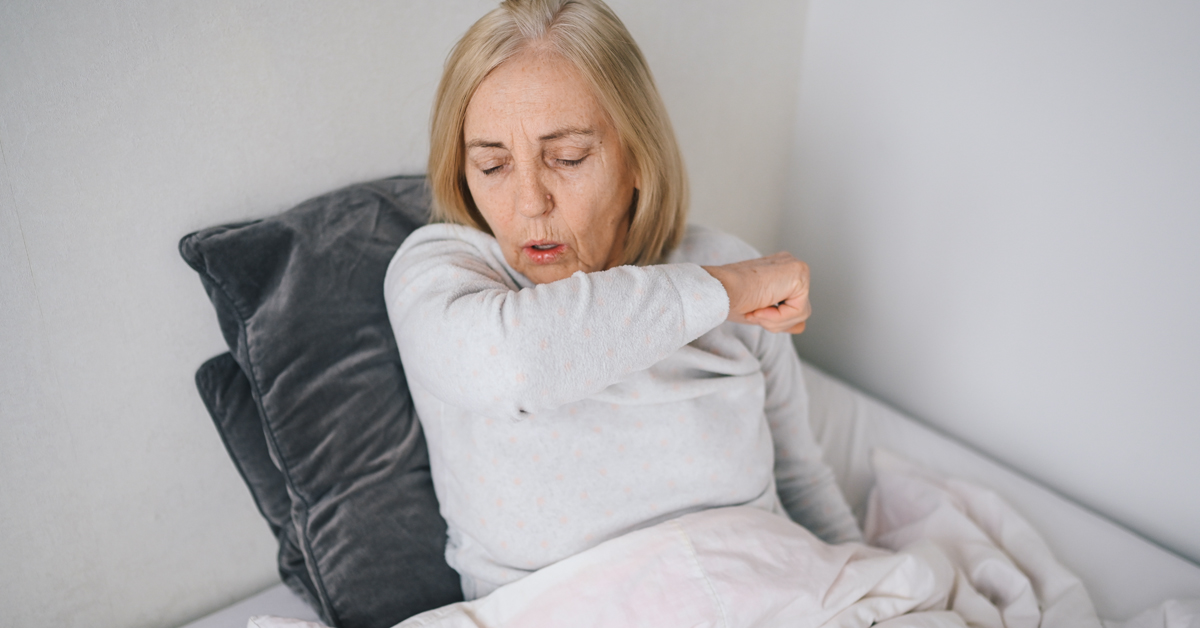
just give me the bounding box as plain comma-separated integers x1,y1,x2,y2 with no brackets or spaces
522,241,566,264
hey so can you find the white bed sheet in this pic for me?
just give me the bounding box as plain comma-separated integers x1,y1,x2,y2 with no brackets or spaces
801,362,1200,619
801,363,1200,620
179,363,1200,628
181,584,320,628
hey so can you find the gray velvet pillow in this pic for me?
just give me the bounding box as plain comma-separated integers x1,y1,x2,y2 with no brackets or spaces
194,352,317,609
181,176,463,628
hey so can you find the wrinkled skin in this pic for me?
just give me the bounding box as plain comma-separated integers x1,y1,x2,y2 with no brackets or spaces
462,47,811,333
464,47,637,285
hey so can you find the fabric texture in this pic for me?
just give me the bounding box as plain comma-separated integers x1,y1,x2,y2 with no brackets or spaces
395,449,1101,627
864,449,1102,628
194,353,317,609
180,175,462,628
250,449,1104,628
1104,600,1200,628
384,221,862,599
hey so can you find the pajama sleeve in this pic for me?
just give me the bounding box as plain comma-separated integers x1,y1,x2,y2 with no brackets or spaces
756,328,864,544
384,224,730,419
681,225,861,544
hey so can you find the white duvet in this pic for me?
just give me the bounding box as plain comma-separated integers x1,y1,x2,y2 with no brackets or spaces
249,450,1129,628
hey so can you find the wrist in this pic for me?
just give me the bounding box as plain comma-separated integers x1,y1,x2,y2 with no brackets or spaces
702,265,740,316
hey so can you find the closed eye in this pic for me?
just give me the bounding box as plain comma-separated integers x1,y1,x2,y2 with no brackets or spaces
557,157,586,167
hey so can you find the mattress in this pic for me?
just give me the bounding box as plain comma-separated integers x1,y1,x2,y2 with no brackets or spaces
180,363,1200,628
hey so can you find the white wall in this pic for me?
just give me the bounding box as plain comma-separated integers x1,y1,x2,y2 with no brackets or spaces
0,1,803,626
785,1,1200,565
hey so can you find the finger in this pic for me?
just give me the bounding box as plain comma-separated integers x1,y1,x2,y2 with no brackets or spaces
753,300,808,326
773,299,810,322
746,304,806,333
786,321,806,334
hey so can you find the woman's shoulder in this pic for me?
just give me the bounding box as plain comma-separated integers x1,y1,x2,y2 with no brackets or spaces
386,222,514,288
398,222,498,255
389,222,511,269
667,223,762,266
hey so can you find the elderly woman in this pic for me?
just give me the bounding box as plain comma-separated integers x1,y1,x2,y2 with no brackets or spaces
385,0,860,600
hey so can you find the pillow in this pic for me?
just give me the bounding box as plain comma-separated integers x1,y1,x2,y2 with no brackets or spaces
181,175,463,628
194,352,317,609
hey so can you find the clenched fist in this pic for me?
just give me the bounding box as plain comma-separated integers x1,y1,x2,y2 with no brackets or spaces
703,253,812,334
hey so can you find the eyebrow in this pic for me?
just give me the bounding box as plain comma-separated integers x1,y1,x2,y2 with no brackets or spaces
465,139,506,149
464,127,595,150
539,126,594,142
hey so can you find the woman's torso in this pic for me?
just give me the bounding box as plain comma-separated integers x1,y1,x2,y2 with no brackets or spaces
391,223,786,599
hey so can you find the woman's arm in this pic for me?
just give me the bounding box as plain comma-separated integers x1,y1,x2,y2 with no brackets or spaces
688,225,859,543
756,329,864,544
384,224,729,418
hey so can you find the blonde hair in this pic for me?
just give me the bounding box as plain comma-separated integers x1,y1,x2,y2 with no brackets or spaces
428,0,688,266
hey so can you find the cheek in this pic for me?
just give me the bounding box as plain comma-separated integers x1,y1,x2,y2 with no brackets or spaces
587,164,634,230
466,174,509,232
579,156,630,212
565,181,628,255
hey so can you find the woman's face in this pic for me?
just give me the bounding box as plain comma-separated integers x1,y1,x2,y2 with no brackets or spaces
463,48,638,285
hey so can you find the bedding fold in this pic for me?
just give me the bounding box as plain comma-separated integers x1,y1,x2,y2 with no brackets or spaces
248,450,1106,628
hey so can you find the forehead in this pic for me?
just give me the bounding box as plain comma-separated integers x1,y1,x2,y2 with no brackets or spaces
464,49,610,141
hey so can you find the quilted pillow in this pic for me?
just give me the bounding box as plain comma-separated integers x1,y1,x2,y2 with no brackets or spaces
181,175,463,628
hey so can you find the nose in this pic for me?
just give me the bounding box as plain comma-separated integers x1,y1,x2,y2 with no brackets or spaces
515,167,552,219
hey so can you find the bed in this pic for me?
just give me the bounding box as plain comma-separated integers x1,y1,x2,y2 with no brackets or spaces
177,176,1199,628
181,362,1200,628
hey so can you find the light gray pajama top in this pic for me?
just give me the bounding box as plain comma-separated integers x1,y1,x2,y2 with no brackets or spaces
384,222,862,599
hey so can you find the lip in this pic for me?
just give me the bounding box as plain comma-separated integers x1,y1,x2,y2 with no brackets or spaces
521,240,567,265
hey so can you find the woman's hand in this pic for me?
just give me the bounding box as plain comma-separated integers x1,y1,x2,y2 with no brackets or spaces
703,253,812,334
